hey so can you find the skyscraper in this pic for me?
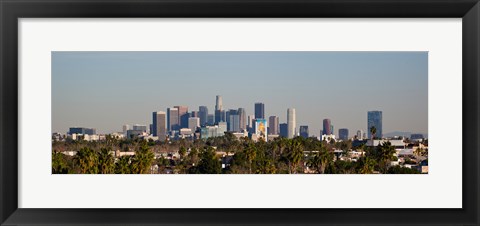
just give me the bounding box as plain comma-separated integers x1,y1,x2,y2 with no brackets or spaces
368,111,383,139
287,108,296,138
255,119,268,141
229,114,240,132
238,108,247,132
207,114,214,125
198,106,208,126
215,95,223,124
174,106,189,129
247,115,255,128
226,109,238,131
323,119,332,135
280,123,288,137
188,117,200,132
268,116,279,135
215,95,223,111
255,102,265,119
152,111,166,141
299,126,309,138
167,107,179,131
339,128,349,140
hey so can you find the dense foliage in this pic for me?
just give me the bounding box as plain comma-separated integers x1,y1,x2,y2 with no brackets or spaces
52,134,426,174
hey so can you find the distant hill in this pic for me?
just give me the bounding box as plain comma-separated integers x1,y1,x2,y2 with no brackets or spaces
384,131,428,139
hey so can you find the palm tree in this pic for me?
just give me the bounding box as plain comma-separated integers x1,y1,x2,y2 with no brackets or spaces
359,156,376,174
370,126,377,141
378,141,396,173
244,143,257,174
98,148,115,174
131,144,155,174
74,147,99,174
52,151,69,174
306,145,332,174
115,156,132,174
285,138,304,174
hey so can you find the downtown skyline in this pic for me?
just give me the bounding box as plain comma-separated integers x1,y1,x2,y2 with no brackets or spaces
52,51,428,136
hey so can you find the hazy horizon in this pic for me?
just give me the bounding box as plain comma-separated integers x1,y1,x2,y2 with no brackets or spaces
52,51,428,137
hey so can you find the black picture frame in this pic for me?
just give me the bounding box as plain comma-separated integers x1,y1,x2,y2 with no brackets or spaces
1,0,479,225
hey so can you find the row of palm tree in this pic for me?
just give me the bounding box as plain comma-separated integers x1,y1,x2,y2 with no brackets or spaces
53,143,155,174
53,131,421,174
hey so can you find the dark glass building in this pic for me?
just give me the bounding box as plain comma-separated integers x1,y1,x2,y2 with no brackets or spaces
367,111,383,139
280,123,288,138
299,126,309,138
69,127,96,135
339,128,349,140
198,106,208,126
254,102,265,119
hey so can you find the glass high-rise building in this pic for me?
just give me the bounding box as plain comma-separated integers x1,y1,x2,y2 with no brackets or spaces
322,119,332,135
238,108,247,132
207,114,214,125
299,126,309,138
188,117,200,132
198,106,208,126
167,107,179,131
367,111,383,139
229,114,240,132
152,111,166,141
268,116,279,135
255,102,265,119
280,123,288,138
339,128,349,140
174,106,189,129
215,95,223,111
287,108,296,138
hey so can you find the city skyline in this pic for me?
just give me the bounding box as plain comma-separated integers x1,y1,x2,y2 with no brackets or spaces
52,51,428,136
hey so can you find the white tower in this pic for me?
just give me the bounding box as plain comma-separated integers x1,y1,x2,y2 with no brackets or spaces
287,108,296,139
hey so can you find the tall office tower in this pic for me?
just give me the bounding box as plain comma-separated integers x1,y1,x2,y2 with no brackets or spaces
247,115,255,128
299,126,309,138
122,125,130,135
229,114,240,132
226,109,238,131
339,128,349,140
356,130,363,140
152,111,166,140
188,117,200,132
367,111,383,139
174,106,189,129
207,114,214,125
268,116,279,135
238,108,247,131
216,109,226,123
215,95,223,111
215,110,222,124
287,108,296,139
199,106,208,126
255,119,268,141
323,119,332,135
167,107,179,131
280,123,288,137
255,102,265,119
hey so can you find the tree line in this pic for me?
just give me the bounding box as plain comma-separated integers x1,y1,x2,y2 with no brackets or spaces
53,132,425,174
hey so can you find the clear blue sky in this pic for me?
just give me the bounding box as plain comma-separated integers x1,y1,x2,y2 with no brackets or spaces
52,51,428,137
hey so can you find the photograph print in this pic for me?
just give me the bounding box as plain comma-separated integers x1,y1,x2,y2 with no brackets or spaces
51,51,428,174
